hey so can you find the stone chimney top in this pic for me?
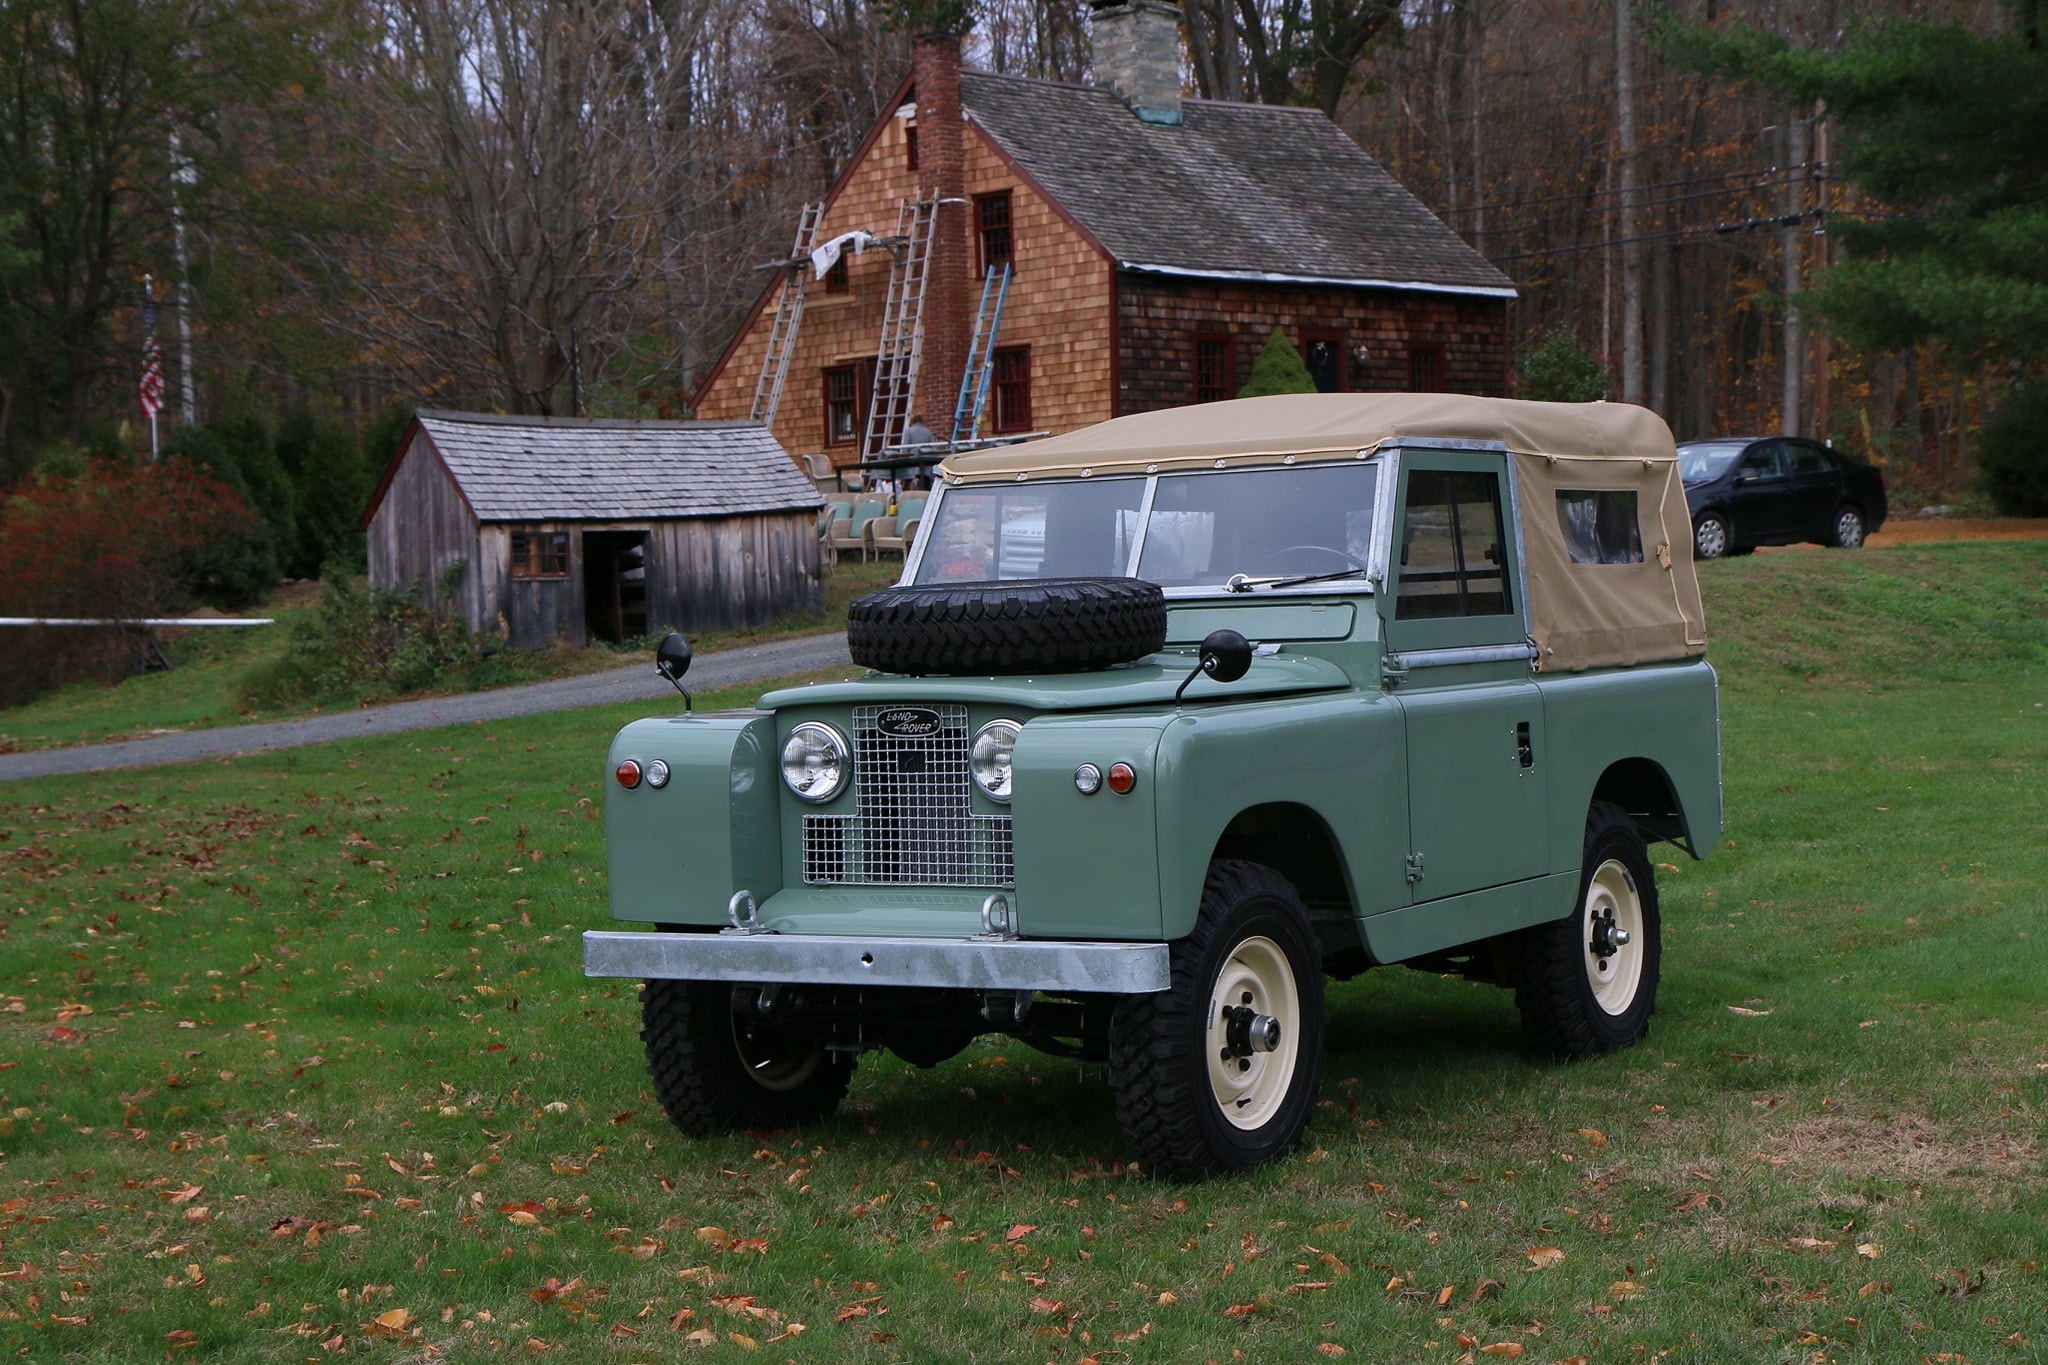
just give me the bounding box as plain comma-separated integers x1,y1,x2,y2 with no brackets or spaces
1088,1,1184,127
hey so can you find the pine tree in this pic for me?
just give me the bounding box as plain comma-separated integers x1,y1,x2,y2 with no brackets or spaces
1236,329,1319,398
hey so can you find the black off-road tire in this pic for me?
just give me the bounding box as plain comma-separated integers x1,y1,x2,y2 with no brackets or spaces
641,979,854,1135
1108,861,1326,1179
847,577,1166,676
1511,802,1662,1058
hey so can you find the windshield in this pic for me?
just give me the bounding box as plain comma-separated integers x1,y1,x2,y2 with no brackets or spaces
1677,441,1746,483
910,461,1379,591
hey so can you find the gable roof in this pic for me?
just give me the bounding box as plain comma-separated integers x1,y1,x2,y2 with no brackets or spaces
366,411,821,526
960,72,1515,298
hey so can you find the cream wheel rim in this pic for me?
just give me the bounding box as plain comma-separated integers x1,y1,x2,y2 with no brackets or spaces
1205,935,1302,1131
1583,858,1645,1015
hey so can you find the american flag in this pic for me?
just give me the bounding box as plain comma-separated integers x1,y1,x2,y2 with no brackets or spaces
138,297,166,420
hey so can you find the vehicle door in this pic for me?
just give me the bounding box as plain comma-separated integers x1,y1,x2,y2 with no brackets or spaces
1730,441,1792,540
1384,452,1546,903
1782,440,1840,537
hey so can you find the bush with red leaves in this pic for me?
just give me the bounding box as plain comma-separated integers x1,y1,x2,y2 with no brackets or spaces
0,457,257,703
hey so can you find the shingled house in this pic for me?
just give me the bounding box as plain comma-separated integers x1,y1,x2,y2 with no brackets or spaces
362,412,822,650
692,1,1516,478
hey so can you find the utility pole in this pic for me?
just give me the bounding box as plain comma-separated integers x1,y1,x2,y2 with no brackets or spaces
1780,109,1807,437
1616,0,1644,405
169,131,198,426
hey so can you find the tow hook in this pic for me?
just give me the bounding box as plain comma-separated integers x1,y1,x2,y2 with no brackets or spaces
1220,1004,1282,1059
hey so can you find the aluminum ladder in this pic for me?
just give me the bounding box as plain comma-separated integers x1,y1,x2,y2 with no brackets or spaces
748,201,825,426
949,263,1011,446
860,197,937,462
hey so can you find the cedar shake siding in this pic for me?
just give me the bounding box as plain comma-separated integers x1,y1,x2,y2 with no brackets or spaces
690,36,1513,469
1116,276,1511,414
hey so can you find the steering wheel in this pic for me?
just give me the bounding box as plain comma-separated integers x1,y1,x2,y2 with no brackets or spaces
1260,544,1369,574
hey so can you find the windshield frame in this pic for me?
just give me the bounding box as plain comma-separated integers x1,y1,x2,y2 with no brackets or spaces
901,454,1391,598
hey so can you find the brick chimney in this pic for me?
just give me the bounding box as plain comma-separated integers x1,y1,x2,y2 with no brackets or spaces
915,32,970,441
1088,1,1184,126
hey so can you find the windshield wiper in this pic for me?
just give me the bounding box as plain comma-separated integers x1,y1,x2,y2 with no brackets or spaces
1224,567,1370,594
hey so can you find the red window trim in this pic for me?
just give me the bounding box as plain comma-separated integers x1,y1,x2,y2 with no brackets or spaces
1407,344,1446,393
823,255,849,294
1192,333,1235,404
975,190,1013,280
991,345,1031,433
823,364,859,447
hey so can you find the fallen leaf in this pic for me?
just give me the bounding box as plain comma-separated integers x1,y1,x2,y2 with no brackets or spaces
1576,1128,1608,1146
1316,1345,1348,1358
1856,1243,1883,1260
1006,1224,1037,1242
1727,1005,1772,1017
1029,1297,1065,1314
1157,1291,1177,1306
1610,1280,1647,1299
366,1308,417,1338
1223,1303,1260,1317
506,1210,540,1226
1468,1278,1503,1303
1524,1247,1565,1269
1785,1237,1836,1253
1479,1345,1524,1359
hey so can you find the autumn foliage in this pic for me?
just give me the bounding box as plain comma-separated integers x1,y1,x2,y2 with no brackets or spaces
0,456,256,702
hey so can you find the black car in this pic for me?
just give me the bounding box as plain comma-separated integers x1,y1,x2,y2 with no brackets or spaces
1677,436,1888,560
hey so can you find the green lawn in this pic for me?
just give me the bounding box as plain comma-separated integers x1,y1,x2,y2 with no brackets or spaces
1,543,2043,1363
0,558,899,755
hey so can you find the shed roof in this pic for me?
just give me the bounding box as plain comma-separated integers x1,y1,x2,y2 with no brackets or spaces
373,412,822,524
960,73,1515,298
938,393,1676,484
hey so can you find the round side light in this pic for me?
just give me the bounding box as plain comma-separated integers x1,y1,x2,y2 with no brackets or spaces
1073,763,1103,795
780,722,850,802
615,758,643,789
1106,762,1137,795
644,759,670,789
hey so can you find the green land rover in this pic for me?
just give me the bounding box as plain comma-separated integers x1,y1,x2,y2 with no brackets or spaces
585,393,1721,1178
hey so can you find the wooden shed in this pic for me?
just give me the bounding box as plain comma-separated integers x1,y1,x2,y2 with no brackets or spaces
361,411,823,650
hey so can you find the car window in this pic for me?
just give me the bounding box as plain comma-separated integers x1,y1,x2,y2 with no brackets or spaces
1396,469,1511,619
1786,442,1830,475
1678,442,1745,482
1136,464,1378,587
1739,444,1787,481
915,479,1144,583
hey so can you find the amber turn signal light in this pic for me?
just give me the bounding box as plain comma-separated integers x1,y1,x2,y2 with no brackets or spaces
615,759,643,789
1106,762,1137,794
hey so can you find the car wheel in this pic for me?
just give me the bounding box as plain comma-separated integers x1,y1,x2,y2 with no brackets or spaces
1693,512,1732,560
642,978,854,1136
1512,802,1661,1057
1109,861,1326,1178
1829,504,1866,548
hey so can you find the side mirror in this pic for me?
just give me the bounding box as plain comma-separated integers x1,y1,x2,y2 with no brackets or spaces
1176,628,1254,704
655,632,693,712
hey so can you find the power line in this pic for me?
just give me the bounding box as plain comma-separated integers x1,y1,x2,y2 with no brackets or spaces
1485,208,1836,264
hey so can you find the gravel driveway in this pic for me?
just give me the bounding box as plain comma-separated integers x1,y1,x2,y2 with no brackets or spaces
0,632,851,783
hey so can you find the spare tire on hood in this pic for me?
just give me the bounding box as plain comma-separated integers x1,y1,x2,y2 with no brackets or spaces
847,577,1167,676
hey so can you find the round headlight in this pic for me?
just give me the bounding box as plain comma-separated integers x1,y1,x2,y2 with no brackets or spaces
780,722,850,802
971,719,1023,802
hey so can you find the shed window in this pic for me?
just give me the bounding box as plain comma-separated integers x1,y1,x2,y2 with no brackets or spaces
1193,335,1234,404
992,347,1031,432
976,191,1013,278
1396,470,1510,619
511,531,569,579
1556,491,1643,565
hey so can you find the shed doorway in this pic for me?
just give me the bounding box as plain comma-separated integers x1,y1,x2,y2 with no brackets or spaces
583,531,649,644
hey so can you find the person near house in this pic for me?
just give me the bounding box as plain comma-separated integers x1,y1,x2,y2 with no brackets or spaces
903,413,936,447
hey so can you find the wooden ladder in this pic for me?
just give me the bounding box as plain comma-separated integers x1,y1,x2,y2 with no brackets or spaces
860,197,937,462
748,201,825,427
950,263,1011,446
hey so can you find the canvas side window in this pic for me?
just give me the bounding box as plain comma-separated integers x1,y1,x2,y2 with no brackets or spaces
510,531,569,579
1395,470,1511,619
1556,490,1643,565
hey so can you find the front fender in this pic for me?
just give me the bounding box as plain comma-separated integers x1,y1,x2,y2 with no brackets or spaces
605,714,781,925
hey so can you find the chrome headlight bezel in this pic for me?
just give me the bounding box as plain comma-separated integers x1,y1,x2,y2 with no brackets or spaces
971,718,1023,802
780,721,851,803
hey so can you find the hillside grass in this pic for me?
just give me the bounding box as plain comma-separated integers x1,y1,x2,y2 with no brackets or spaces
0,542,2043,1363
0,558,898,755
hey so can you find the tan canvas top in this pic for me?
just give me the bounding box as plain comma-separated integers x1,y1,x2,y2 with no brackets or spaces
940,394,1705,673
937,393,1676,482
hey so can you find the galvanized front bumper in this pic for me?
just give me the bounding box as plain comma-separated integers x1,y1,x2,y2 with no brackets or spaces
583,929,1170,994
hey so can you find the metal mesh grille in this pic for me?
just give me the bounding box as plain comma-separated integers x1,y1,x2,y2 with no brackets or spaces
802,703,1014,887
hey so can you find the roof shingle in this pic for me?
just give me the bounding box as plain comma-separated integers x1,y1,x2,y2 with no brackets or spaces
960,73,1515,297
412,412,821,522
